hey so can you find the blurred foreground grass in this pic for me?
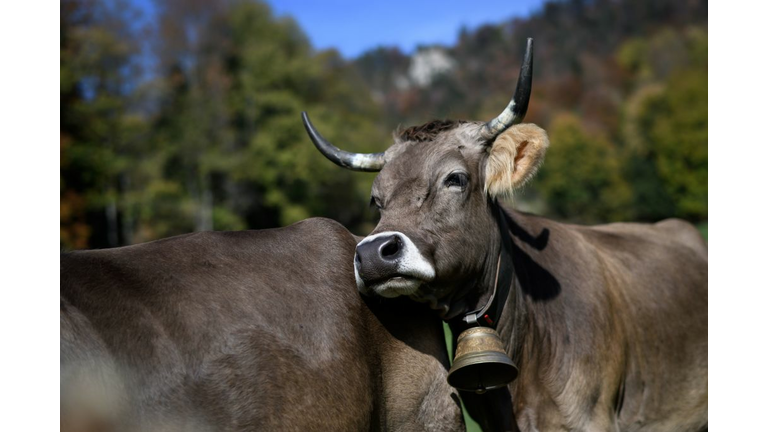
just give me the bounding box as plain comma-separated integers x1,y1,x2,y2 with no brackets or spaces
697,222,708,241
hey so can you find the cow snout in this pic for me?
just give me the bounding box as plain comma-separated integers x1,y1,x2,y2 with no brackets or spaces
353,231,436,297
355,234,402,285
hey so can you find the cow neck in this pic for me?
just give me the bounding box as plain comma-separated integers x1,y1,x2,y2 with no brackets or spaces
453,202,514,330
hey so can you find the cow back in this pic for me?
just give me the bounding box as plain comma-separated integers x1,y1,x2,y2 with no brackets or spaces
61,218,461,431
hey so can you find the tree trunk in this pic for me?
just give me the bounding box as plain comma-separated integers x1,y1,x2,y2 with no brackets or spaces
105,186,118,247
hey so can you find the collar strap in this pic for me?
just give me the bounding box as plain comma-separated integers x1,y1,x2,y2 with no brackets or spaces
460,204,514,329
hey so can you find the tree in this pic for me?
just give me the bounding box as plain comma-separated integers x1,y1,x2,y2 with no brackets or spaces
142,0,386,239
635,69,707,220
60,0,145,249
620,28,707,221
536,114,633,223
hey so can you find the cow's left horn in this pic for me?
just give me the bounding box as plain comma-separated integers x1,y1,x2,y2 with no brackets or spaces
302,112,385,172
480,38,534,140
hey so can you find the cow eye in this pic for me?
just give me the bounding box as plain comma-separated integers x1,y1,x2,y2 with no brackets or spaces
370,196,382,209
444,172,468,189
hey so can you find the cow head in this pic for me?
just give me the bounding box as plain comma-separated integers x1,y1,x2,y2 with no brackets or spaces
303,39,549,318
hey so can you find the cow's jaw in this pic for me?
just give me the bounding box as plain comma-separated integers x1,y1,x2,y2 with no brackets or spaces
354,267,423,298
372,276,422,298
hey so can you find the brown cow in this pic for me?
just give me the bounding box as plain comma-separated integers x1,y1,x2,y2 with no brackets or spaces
61,218,463,431
302,38,707,431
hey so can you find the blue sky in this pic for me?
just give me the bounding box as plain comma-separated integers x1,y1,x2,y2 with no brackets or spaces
132,0,546,59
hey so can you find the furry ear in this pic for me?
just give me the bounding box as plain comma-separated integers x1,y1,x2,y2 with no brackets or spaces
484,123,549,198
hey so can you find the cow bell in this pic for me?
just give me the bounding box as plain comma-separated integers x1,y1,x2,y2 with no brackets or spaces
447,327,518,394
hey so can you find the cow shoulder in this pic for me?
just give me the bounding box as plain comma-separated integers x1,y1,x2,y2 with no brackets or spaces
653,218,707,259
280,216,359,261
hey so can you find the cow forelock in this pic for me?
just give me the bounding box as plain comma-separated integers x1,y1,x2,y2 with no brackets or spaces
395,119,472,142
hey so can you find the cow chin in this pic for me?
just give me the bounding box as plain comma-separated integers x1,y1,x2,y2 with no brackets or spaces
355,271,424,298
372,276,423,298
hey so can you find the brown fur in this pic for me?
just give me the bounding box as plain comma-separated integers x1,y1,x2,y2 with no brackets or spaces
357,119,707,431
501,210,707,432
60,218,463,432
485,123,549,197
396,119,469,142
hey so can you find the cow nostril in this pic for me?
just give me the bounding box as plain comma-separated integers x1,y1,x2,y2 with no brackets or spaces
381,237,401,258
355,253,362,267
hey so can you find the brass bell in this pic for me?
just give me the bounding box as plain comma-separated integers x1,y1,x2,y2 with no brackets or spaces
447,327,518,394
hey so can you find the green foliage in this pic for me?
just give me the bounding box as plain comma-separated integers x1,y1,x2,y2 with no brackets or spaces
537,114,633,223
442,323,483,432
61,0,386,249
352,0,707,227
61,0,708,250
621,29,708,221
640,69,707,220
60,0,146,248
697,222,707,242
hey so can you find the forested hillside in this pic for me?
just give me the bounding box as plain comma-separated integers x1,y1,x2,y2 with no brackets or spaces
354,0,707,223
61,0,385,248
61,0,707,249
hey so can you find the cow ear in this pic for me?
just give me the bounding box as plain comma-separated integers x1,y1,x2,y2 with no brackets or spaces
484,123,549,198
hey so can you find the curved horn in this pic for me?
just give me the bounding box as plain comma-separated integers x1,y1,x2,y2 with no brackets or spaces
481,38,534,140
301,112,385,172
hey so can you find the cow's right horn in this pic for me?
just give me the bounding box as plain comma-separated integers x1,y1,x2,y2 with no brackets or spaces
302,112,386,172
480,38,534,141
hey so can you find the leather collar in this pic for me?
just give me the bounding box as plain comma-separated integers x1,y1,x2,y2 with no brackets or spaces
456,203,514,329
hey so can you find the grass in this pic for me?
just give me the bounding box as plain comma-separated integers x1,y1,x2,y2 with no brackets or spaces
697,222,707,241
443,322,483,432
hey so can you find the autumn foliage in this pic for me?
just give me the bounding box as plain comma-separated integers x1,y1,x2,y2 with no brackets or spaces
60,0,707,249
